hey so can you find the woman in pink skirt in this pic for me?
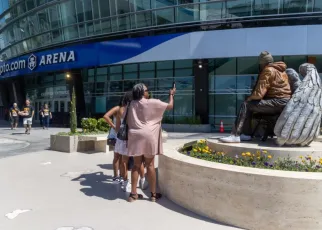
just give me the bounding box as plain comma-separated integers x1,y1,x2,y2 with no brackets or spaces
127,83,175,202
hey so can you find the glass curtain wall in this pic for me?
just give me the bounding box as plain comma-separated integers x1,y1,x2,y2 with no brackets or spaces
1,0,322,60
82,59,195,121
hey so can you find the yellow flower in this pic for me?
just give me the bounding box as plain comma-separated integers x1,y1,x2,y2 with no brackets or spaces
302,160,306,163
246,152,251,157
199,139,205,144
307,156,312,161
262,150,268,154
268,155,272,159
299,156,303,159
193,148,197,152
242,153,246,157
257,157,260,160
253,154,255,157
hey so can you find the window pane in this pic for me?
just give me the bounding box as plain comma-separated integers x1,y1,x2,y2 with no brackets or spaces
200,2,223,21
157,70,173,78
101,19,111,33
282,0,310,13
38,9,50,32
140,71,155,79
17,2,27,15
92,0,100,18
64,26,79,40
100,0,110,17
26,0,36,11
95,97,106,113
174,94,194,117
177,4,199,23
94,21,101,34
97,67,107,75
118,15,130,31
52,29,62,43
49,5,61,29
124,80,138,91
79,23,86,37
175,77,193,90
152,0,176,9
284,56,307,71
109,81,123,92
157,78,173,91
76,0,85,22
84,0,93,21
157,60,173,69
214,58,237,75
175,59,193,68
124,72,138,79
110,65,122,73
227,0,251,17
60,0,77,26
124,64,137,72
253,0,279,15
237,57,258,74
135,11,152,28
140,62,155,71
117,0,130,14
141,79,156,91
130,0,151,11
86,22,94,36
153,8,175,25
175,68,193,77
314,1,322,12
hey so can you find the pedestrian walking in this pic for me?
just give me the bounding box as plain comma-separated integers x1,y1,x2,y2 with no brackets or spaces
9,103,20,130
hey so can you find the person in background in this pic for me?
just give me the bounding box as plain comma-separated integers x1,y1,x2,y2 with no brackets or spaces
127,83,175,202
9,103,20,130
19,99,34,135
39,105,44,127
41,103,52,130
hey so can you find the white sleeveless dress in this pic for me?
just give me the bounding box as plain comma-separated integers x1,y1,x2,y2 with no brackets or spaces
115,118,128,155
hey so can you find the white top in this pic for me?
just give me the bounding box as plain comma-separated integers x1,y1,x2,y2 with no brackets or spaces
108,117,117,139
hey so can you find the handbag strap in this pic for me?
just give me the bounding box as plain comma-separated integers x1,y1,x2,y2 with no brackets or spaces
122,102,130,125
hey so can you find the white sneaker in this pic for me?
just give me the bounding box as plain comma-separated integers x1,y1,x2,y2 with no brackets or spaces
219,135,241,143
240,134,252,141
122,181,132,193
140,178,148,190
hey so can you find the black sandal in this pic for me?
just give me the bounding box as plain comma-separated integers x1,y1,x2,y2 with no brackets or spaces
128,193,143,202
151,192,162,202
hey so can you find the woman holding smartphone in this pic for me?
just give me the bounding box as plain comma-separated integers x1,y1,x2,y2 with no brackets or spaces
127,83,176,202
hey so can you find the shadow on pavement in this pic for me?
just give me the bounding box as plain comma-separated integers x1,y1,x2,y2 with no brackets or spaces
11,133,26,135
72,172,129,200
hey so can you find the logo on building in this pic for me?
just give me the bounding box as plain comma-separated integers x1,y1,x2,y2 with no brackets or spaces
28,54,37,71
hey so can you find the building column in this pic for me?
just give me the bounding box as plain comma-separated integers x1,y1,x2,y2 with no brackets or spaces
194,59,209,124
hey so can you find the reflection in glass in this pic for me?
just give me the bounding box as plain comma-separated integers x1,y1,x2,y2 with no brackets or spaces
124,80,138,91
237,57,258,74
200,1,223,21
135,12,152,28
60,0,77,26
227,0,251,18
109,81,123,92
100,0,110,17
282,0,310,13
176,4,200,23
63,26,79,40
253,0,279,15
153,8,175,25
152,0,176,9
101,19,111,33
130,0,151,11
118,15,131,31
92,0,100,19
214,58,237,75
174,94,194,117
26,0,36,11
49,5,61,29
284,56,307,70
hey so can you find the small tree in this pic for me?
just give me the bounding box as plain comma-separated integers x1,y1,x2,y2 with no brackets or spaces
70,86,77,134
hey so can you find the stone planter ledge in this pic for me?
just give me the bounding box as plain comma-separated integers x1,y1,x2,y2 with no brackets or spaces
159,139,322,230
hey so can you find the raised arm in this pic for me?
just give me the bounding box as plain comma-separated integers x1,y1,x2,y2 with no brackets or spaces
166,88,176,110
103,106,119,130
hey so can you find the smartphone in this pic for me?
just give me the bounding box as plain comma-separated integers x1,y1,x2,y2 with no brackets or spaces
172,82,176,89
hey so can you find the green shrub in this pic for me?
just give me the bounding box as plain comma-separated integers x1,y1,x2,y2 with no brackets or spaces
81,118,98,133
97,118,110,132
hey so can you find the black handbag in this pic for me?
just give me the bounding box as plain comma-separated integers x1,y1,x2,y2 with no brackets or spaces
117,103,130,141
107,138,116,147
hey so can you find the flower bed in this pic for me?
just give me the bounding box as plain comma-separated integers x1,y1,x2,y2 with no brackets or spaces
180,140,322,172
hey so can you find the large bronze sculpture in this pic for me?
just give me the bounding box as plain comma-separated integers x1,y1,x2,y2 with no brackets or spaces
219,51,292,143
219,52,322,147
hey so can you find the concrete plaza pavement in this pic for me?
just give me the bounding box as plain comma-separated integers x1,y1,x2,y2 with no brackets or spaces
0,125,238,230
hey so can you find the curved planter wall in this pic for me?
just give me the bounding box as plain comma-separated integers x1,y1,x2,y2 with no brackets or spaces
159,142,322,230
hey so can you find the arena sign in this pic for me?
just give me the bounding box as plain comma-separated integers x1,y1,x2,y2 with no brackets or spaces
0,51,76,76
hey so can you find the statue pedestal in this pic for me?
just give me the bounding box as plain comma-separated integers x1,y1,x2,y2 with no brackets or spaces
207,138,322,161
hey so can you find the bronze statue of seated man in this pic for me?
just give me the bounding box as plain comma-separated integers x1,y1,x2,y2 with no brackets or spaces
219,51,292,143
